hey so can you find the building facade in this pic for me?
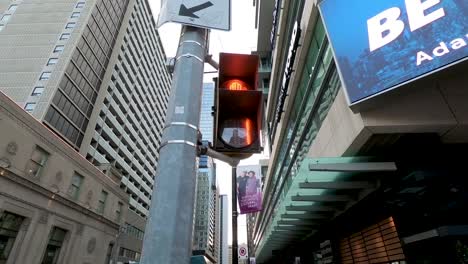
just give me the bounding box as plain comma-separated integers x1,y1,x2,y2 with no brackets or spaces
0,0,170,217
200,82,215,143
0,92,129,264
193,157,219,263
251,0,468,263
192,82,221,263
228,245,233,264
219,194,229,264
0,0,171,262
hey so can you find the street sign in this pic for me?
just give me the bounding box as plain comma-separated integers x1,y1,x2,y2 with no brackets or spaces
158,0,231,31
239,246,248,259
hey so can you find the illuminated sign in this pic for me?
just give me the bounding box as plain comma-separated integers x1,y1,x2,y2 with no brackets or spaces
319,0,468,105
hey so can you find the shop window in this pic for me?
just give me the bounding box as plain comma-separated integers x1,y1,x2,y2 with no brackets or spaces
41,227,67,264
25,146,49,177
0,212,25,263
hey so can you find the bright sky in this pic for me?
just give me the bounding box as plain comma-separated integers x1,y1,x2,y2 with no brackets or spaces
148,0,262,246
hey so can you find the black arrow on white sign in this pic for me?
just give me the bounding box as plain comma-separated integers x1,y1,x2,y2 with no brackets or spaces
179,1,214,18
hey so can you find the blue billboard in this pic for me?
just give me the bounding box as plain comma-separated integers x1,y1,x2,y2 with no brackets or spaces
319,0,468,104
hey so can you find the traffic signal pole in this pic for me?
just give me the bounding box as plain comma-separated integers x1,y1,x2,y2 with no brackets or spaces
140,26,208,264
202,147,240,264
232,165,239,264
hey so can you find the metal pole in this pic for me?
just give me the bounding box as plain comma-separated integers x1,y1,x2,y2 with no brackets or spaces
232,166,239,264
140,26,208,264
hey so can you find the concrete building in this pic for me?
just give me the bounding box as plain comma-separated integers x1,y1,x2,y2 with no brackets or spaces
0,0,171,262
219,194,229,264
228,245,233,264
192,82,222,263
251,0,468,263
0,92,129,264
200,82,215,143
192,156,220,264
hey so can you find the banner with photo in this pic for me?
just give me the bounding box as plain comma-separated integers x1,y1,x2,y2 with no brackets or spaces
237,165,263,214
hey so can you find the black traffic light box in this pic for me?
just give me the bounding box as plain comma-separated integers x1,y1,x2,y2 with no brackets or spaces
213,52,262,158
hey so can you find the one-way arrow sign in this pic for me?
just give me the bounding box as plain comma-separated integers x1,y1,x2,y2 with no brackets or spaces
179,2,214,19
158,0,231,31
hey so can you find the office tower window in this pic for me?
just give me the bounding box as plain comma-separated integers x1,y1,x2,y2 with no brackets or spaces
116,202,123,222
0,212,25,263
31,86,45,96
0,15,11,23
68,173,84,200
8,5,18,12
24,103,36,112
41,227,67,264
47,58,58,66
65,22,75,29
25,146,49,177
39,72,51,80
97,190,108,214
59,33,70,40
75,2,85,8
70,12,80,18
53,45,65,53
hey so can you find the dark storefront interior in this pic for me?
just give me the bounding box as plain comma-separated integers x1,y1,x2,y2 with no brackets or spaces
269,133,468,264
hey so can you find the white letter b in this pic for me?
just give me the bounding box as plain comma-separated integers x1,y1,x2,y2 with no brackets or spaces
367,7,405,52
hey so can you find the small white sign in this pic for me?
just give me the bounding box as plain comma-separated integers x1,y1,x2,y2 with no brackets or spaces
158,0,231,31
239,246,248,259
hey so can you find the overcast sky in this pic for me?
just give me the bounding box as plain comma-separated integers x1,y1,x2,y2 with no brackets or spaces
148,0,262,245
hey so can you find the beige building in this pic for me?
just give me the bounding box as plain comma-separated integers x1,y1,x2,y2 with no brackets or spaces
0,91,129,263
1,0,172,262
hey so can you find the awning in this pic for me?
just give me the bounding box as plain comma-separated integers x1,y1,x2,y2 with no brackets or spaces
255,157,397,262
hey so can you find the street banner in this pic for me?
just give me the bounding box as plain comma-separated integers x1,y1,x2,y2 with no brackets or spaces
157,0,231,31
237,165,262,214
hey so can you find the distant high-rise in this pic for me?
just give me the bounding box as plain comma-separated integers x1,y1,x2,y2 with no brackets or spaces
192,157,219,263
199,82,214,142
192,82,220,263
219,194,229,264
228,245,233,264
0,0,171,219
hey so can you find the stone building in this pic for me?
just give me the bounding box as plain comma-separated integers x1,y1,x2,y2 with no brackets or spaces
0,91,129,264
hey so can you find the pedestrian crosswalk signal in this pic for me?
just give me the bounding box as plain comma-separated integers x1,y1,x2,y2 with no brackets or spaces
213,53,262,158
